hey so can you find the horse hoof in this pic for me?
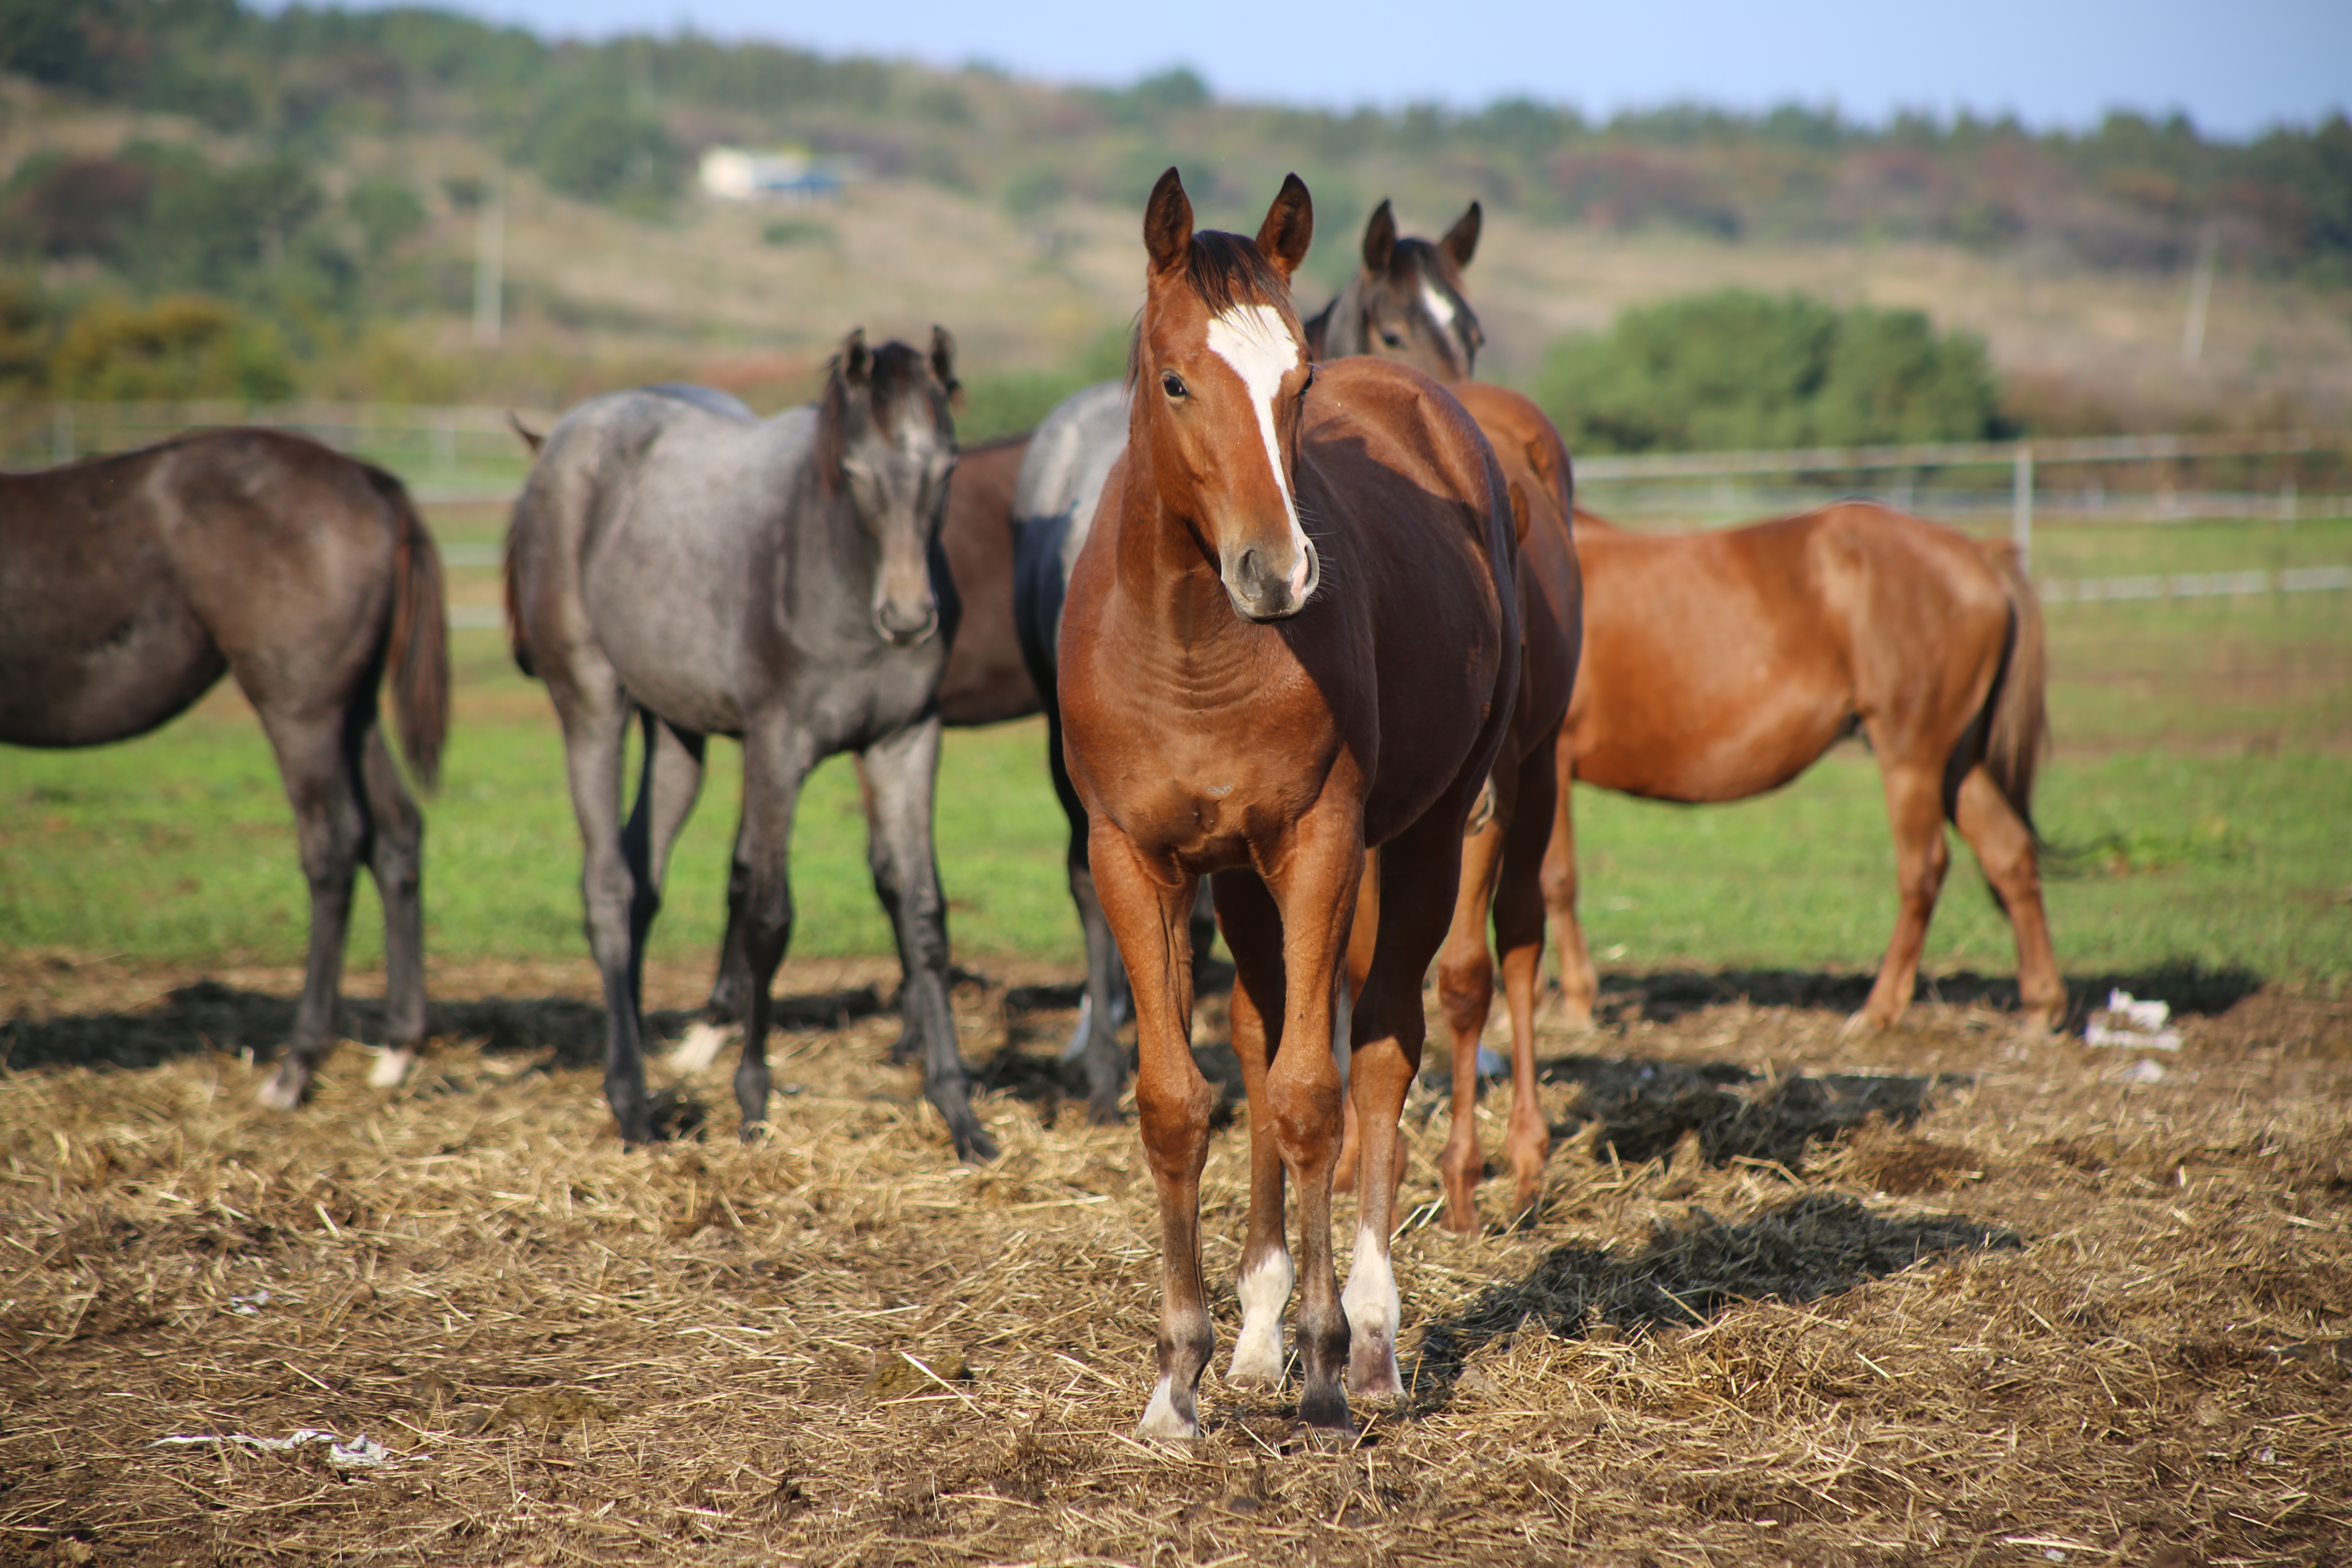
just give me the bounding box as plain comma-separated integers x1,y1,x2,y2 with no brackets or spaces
1136,1377,1202,1442
1225,1337,1286,1390
255,1068,306,1111
955,1123,1001,1163
1294,1385,1353,1438
1084,1096,1125,1128
369,1045,421,1089
670,1021,734,1071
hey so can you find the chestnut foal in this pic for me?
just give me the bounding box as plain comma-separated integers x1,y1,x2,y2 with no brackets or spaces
1058,170,1518,1439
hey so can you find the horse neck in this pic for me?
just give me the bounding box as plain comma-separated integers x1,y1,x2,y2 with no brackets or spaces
1318,272,1370,358
1109,425,1262,662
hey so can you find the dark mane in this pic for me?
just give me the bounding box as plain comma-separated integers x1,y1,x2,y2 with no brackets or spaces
816,340,952,487
1130,229,1299,381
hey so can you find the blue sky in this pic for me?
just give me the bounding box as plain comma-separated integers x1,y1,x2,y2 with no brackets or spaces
409,0,2346,137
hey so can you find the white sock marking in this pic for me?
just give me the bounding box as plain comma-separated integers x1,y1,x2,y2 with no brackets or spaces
672,1020,734,1072
1227,1249,1296,1385
1136,1374,1198,1440
1204,304,1312,598
1341,1221,1400,1345
369,1045,420,1089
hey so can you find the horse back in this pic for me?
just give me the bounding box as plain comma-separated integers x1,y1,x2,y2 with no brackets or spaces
1,430,404,748
1570,501,2009,799
1294,357,1519,842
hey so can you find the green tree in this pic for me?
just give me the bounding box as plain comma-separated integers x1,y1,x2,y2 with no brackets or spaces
347,177,427,257
50,294,297,401
1532,290,2005,454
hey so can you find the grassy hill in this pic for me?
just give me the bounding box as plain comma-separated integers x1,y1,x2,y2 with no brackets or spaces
2,2,2348,435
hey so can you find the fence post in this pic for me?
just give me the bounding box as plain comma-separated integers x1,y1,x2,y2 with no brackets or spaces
2012,442,2034,570
51,404,73,465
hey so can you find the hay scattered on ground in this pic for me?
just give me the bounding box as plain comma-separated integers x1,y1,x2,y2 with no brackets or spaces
2,949,2348,1566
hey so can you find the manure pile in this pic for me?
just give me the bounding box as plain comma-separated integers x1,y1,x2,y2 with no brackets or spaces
2,952,2348,1566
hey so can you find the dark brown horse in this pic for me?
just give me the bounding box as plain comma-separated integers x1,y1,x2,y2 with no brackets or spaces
1303,198,1483,379
933,432,1043,726
1059,170,1518,1439
1319,197,2062,1034
0,428,449,1105
1555,503,2061,1031
1311,203,1581,1232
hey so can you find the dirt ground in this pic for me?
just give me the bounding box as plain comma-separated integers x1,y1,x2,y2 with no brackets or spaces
2,950,2348,1566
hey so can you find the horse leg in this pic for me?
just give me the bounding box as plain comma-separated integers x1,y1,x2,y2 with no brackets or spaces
863,718,996,1162
1089,826,1213,1439
701,829,752,1038
730,721,822,1140
1953,764,2066,1030
556,686,656,1142
1495,749,1561,1216
1855,758,1951,1031
1048,709,1131,1123
1331,850,1378,1195
1259,809,1363,1434
253,711,368,1110
1544,732,1598,1025
622,713,706,1008
358,720,427,1091
1344,807,1463,1400
1434,809,1508,1234
857,754,924,1067
1212,869,1294,1391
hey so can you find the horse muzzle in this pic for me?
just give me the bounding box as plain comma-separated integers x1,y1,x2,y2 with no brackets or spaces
1221,538,1319,623
874,595,940,647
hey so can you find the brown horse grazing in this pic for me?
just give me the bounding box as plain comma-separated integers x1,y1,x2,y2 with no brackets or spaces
1554,502,2062,1031
0,429,449,1105
1059,169,1518,1439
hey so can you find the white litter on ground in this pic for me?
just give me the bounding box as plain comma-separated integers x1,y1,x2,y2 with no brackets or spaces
2084,989,2183,1050
2107,1058,2170,1085
152,1430,417,1468
225,1291,272,1315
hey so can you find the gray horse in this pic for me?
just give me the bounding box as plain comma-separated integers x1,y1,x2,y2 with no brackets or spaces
1011,201,1489,1121
506,327,995,1160
1,429,448,1106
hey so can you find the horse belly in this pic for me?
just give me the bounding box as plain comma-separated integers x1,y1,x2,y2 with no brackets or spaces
0,604,224,748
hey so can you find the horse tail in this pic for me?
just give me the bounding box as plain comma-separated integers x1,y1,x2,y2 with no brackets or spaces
1975,538,2048,837
373,467,450,792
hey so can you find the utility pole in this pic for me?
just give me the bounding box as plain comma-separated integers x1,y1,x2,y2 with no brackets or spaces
2180,225,2217,367
473,168,505,349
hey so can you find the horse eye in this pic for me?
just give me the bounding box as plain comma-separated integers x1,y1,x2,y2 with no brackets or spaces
1380,330,1404,349
1160,371,1187,399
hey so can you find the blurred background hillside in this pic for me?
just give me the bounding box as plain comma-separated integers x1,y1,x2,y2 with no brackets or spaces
2,0,2348,444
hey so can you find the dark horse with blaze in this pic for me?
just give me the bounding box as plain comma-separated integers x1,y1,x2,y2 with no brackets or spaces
0,429,449,1105
1058,170,1518,1440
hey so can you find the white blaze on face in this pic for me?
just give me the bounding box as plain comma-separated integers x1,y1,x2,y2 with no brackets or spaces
1204,303,1313,599
1419,281,1466,367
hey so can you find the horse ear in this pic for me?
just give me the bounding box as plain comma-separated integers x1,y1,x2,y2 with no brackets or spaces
1361,199,1397,272
928,324,961,404
1144,167,1193,276
1255,173,1313,280
1441,200,1482,270
838,327,871,387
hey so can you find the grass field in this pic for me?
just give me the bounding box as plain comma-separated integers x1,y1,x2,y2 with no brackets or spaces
3,508,2350,1568
4,513,2346,993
